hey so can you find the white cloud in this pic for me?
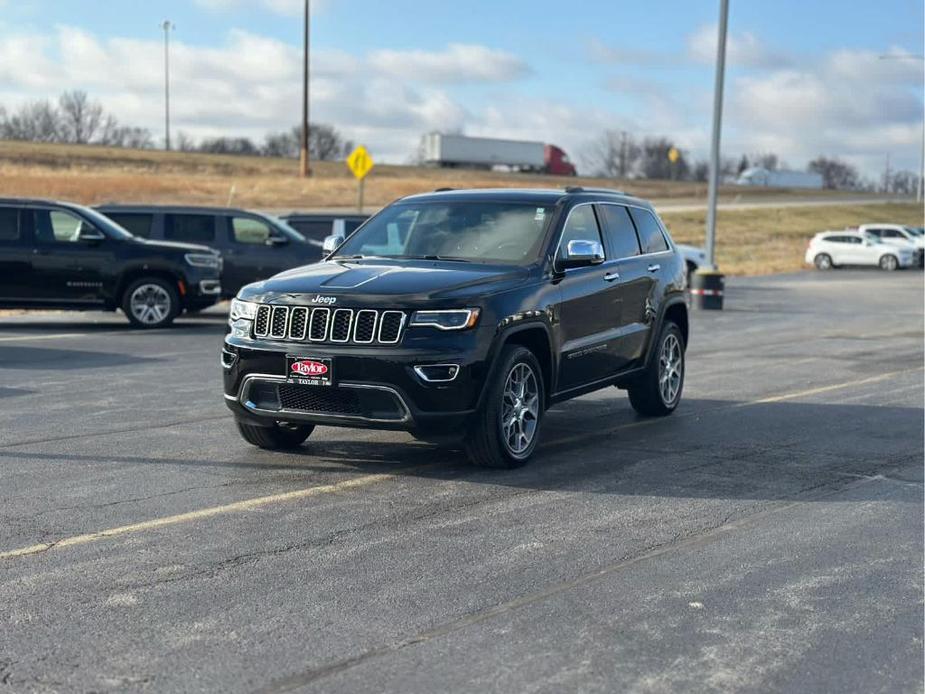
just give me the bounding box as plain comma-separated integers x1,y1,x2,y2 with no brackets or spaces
687,24,791,69
369,44,530,84
193,0,310,17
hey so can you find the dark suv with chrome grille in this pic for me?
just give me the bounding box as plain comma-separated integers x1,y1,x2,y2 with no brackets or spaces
222,187,689,468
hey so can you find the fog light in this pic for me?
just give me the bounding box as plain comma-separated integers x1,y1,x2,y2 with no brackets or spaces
413,364,460,383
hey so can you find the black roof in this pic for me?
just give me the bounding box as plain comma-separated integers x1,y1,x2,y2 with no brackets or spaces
0,197,84,207
398,187,651,208
94,203,252,214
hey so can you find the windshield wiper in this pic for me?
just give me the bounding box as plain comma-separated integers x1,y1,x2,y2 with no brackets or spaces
397,255,471,263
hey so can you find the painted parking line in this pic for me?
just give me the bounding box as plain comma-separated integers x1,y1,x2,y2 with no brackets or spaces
0,332,95,342
1,367,920,561
0,469,426,560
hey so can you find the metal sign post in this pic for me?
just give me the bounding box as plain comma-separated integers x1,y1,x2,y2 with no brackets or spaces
346,145,374,213
704,0,729,272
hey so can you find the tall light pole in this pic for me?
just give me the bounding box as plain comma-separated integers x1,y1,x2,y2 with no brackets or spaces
878,54,924,203
704,0,729,271
299,0,311,177
160,20,174,151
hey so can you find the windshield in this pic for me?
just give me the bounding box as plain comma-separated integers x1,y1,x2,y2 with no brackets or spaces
904,226,923,237
258,213,307,243
77,205,135,241
333,201,552,264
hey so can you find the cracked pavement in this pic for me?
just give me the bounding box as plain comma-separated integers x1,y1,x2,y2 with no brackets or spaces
0,270,922,693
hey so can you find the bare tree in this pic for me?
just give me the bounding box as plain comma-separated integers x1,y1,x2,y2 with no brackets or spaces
889,170,921,195
581,130,641,178
0,100,61,141
749,152,780,171
261,123,351,160
58,90,103,144
640,137,689,180
175,131,196,152
808,156,860,190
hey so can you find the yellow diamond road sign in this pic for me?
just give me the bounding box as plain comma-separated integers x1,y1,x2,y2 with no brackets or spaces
667,147,680,164
347,145,374,180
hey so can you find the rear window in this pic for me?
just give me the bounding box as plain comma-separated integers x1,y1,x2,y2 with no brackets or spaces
597,204,641,258
288,219,333,242
165,214,215,243
628,207,669,254
106,212,153,238
0,207,19,242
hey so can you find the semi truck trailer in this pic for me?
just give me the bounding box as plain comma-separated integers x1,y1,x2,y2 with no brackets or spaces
421,133,577,176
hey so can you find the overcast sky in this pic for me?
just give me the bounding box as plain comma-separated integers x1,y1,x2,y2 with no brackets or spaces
0,0,922,178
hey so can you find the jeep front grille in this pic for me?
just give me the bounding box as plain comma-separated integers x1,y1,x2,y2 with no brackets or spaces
252,305,406,345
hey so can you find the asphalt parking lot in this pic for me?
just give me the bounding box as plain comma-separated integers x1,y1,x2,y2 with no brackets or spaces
1,270,922,693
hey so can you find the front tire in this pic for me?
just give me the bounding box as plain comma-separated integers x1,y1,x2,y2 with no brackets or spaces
628,322,685,417
236,421,314,450
814,253,834,270
879,254,899,271
465,345,544,469
122,277,180,328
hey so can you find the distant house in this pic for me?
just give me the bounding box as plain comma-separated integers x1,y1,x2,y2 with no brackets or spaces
736,167,824,189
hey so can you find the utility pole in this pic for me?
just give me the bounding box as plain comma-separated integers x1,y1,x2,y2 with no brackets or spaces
160,20,174,151
704,0,729,271
878,53,924,203
299,0,311,177
884,153,891,194
619,130,628,179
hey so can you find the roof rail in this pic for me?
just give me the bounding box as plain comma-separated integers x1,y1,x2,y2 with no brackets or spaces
564,186,626,195
434,187,454,192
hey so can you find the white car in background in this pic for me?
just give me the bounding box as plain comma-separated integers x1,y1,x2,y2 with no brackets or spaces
676,244,707,283
805,230,915,271
857,224,925,268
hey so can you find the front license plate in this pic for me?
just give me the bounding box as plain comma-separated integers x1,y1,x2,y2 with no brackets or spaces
286,355,333,386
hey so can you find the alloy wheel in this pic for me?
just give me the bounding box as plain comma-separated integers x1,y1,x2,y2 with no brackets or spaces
501,362,540,456
129,283,171,325
658,333,683,406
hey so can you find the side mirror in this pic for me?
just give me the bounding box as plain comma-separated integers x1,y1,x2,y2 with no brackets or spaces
78,226,105,243
266,234,288,246
322,234,345,255
558,239,605,270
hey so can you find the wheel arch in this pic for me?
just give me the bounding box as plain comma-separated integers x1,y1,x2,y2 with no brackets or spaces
116,266,186,305
477,322,556,411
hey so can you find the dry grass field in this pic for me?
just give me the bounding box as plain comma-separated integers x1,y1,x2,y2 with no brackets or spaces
1,141,920,275
662,202,924,275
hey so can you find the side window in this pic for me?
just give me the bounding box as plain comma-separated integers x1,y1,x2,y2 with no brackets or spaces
34,209,95,243
597,204,641,258
883,229,903,239
107,213,153,238
165,214,215,243
849,236,863,244
865,229,884,238
628,208,669,254
231,217,273,245
0,207,20,243
559,205,604,255
289,220,332,242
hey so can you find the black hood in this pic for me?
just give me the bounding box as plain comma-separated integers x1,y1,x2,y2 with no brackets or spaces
238,258,530,305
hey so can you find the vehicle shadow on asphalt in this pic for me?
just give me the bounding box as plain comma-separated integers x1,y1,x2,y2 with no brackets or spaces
0,315,228,334
3,398,919,502
0,345,165,370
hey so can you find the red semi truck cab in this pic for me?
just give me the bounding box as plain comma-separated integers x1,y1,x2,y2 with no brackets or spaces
544,144,577,176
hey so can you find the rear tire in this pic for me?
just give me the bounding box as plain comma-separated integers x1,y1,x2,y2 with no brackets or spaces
465,345,544,469
122,276,180,328
236,421,314,450
879,254,899,271
627,321,685,417
814,253,834,270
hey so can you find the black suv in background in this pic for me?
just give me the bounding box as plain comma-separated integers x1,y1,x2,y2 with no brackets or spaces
223,187,688,468
0,198,222,328
280,213,368,246
95,205,319,297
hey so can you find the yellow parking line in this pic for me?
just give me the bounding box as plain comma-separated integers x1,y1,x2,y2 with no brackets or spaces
2,367,920,561
0,471,408,560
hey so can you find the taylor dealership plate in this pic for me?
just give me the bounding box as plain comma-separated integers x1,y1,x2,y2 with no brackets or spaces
286,356,333,387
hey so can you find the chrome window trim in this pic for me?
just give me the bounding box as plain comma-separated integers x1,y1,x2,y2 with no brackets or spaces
330,308,354,343
352,309,378,344
237,373,412,424
288,306,309,340
377,310,406,344
308,307,330,342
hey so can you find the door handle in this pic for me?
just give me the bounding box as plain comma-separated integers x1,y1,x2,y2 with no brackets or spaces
32,248,50,255
603,271,620,282
647,264,660,272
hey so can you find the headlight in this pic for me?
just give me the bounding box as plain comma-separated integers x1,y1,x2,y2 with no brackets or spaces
409,309,480,330
230,298,258,321
185,253,222,269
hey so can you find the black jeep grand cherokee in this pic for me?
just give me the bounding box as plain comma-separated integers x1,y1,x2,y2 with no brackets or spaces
222,187,688,468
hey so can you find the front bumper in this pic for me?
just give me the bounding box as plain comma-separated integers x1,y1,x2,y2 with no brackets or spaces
222,327,494,433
